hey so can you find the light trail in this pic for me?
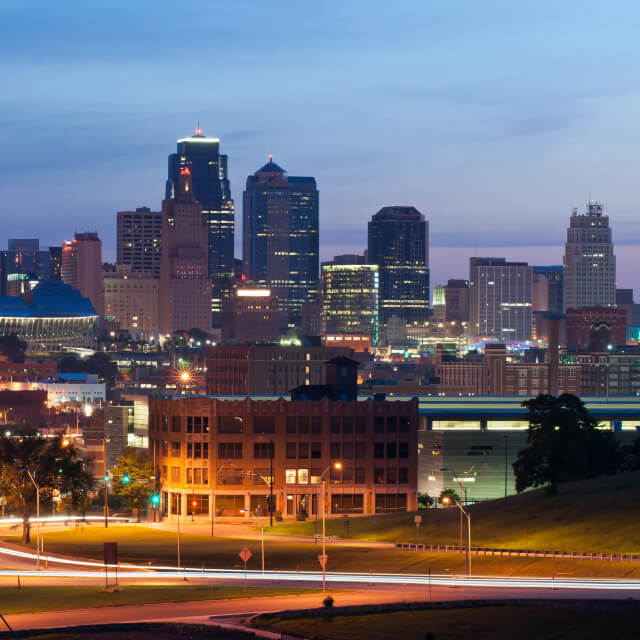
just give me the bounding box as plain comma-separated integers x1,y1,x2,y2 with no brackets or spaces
0,544,639,592
0,516,132,525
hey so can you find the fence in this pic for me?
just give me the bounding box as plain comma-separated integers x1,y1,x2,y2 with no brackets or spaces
395,542,640,562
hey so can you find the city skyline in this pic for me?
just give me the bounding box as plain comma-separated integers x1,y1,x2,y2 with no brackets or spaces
3,1,640,294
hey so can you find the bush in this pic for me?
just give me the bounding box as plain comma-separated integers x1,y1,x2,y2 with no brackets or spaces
323,595,334,609
274,510,283,522
296,511,307,521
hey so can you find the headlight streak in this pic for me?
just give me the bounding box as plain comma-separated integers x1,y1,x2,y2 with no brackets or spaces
0,545,639,591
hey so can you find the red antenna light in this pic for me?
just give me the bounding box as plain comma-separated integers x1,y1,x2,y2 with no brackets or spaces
268,153,273,162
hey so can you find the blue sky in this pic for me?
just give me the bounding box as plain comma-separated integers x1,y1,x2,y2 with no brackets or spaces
2,1,640,288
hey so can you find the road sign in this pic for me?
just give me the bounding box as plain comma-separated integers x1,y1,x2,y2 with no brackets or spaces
239,546,252,564
318,553,328,569
414,515,422,525
103,542,118,565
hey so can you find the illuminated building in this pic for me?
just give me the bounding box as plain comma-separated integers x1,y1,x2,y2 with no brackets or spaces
117,207,162,278
321,263,378,344
150,359,418,519
166,128,235,327
1,239,50,296
220,284,279,344
444,279,469,322
242,158,319,329
565,306,627,351
159,166,211,335
563,201,616,312
469,258,533,342
322,334,373,354
49,246,62,280
367,206,429,329
103,265,159,339
0,280,98,349
61,232,104,317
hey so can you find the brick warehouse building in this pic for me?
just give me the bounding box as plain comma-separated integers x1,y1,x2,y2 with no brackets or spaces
149,394,418,520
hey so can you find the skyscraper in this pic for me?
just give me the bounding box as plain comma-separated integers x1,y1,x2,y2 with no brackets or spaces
0,240,50,296
532,266,563,315
563,201,616,312
367,206,429,327
243,158,319,328
166,128,234,327
159,167,210,335
469,258,533,342
321,261,379,344
117,206,162,278
61,233,104,317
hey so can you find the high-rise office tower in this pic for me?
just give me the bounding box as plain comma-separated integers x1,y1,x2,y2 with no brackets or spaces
469,257,533,342
563,201,616,312
61,232,104,316
159,167,210,335
243,157,319,328
532,266,563,315
444,279,470,321
166,128,234,327
117,206,162,278
49,246,62,280
367,206,429,327
321,260,379,344
0,239,50,296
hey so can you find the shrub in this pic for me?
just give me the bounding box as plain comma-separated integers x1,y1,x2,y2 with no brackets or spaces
323,595,334,609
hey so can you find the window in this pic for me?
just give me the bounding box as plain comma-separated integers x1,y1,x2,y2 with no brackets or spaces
343,442,354,459
375,493,407,513
399,467,408,484
254,442,274,459
310,468,321,484
355,417,366,434
330,465,341,481
188,494,209,514
171,416,181,432
298,417,309,433
298,442,308,458
311,417,322,434
342,417,353,434
355,442,365,459
254,416,275,434
331,494,363,514
161,440,168,457
330,442,340,458
186,468,209,485
170,441,180,457
286,442,297,458
285,469,297,484
374,417,385,434
171,467,180,483
399,442,409,458
387,443,397,459
161,465,167,481
386,467,397,484
161,416,168,432
311,442,322,459
218,416,243,433
387,417,397,433
399,417,409,433
374,468,385,484
218,442,242,459
286,417,297,434
330,417,341,434
374,443,385,459
355,467,365,484
342,466,353,483
298,468,309,484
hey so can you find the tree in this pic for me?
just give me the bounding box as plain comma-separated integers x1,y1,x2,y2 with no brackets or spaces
111,449,154,520
513,393,620,495
0,433,93,542
0,334,26,362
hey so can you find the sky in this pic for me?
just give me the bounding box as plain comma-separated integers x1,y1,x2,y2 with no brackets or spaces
2,0,640,291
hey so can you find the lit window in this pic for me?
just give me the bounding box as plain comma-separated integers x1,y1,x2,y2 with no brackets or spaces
285,469,297,484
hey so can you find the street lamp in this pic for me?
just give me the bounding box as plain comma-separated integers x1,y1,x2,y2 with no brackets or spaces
441,495,471,576
440,466,476,545
320,461,342,592
23,469,40,570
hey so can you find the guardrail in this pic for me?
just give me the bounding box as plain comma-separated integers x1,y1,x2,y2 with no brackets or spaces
395,542,640,563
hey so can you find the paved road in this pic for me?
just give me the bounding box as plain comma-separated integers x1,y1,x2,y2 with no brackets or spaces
5,583,640,633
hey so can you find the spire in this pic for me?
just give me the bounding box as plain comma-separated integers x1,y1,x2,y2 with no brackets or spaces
194,121,203,137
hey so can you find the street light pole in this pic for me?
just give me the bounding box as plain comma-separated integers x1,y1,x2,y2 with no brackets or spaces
452,499,471,577
321,477,326,592
25,470,40,570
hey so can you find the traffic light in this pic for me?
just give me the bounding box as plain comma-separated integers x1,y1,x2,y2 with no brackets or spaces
150,494,160,505
122,474,130,484
240,470,245,479
103,472,110,483
57,467,63,474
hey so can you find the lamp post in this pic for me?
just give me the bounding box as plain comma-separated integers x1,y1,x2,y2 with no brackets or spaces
320,462,341,592
440,466,476,545
442,496,471,576
24,470,40,570
255,435,275,526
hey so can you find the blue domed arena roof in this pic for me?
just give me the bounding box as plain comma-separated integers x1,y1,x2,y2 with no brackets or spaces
0,280,97,318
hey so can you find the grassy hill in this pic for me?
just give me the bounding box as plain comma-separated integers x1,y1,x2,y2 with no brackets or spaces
273,471,640,553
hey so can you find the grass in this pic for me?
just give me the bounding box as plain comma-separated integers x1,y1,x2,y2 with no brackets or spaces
0,584,319,614
272,471,640,553
3,525,640,579
254,604,640,640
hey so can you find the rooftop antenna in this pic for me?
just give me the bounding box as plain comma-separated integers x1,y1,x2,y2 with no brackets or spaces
195,121,203,137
